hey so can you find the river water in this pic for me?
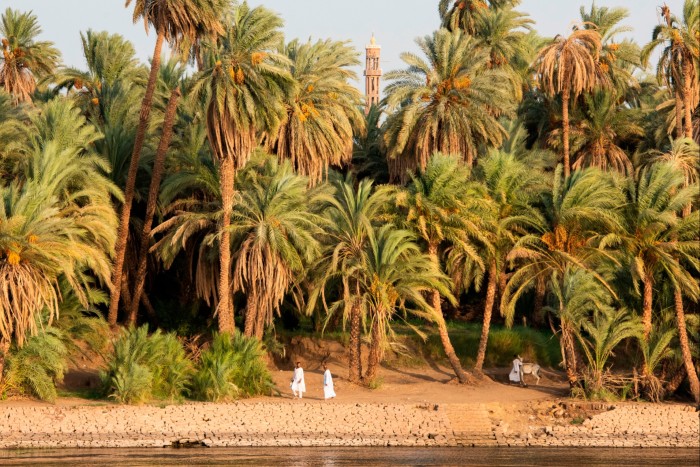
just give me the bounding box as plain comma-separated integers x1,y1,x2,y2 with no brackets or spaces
1,447,698,466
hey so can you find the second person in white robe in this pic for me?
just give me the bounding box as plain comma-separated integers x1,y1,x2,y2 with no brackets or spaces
322,364,336,400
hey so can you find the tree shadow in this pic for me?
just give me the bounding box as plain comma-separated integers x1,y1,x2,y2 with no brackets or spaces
381,362,453,384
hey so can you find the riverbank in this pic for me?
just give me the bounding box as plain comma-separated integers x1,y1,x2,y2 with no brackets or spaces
0,400,696,449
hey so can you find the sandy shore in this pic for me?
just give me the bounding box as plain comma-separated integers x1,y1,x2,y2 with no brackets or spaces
0,400,697,449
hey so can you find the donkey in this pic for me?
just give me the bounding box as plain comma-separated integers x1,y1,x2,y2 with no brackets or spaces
521,362,541,385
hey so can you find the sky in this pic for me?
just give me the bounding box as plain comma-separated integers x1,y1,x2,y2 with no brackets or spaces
4,0,685,95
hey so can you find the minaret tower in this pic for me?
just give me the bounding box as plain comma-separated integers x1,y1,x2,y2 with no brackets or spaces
364,34,382,115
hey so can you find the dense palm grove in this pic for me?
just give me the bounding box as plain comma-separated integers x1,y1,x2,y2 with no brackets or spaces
0,0,698,404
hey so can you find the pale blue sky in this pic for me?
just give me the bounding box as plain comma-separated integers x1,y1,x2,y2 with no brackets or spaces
5,0,684,93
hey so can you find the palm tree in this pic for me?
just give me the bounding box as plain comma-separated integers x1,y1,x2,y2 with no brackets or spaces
231,156,326,339
578,4,641,98
474,5,533,70
546,267,642,394
438,0,519,35
127,83,182,325
108,0,225,325
0,100,118,380
352,105,388,183
533,28,606,177
552,90,644,174
502,166,624,388
472,149,544,372
267,39,364,185
641,2,699,140
307,175,393,383
0,8,60,105
191,2,291,333
51,30,146,112
620,162,699,402
397,154,490,383
384,29,517,182
355,225,455,383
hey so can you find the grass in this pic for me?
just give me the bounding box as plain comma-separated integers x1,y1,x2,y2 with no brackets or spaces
399,322,562,368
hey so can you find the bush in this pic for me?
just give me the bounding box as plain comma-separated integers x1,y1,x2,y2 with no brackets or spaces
100,325,192,404
191,331,274,401
3,328,68,402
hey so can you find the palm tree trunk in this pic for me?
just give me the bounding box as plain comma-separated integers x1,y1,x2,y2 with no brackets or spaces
533,278,545,325
255,305,266,340
475,259,498,373
674,288,700,404
0,338,9,387
664,365,686,395
427,243,471,383
217,157,235,333
642,275,653,341
561,85,571,178
675,87,684,138
108,32,165,326
560,316,579,389
244,292,257,338
364,314,382,383
348,292,362,384
128,86,181,326
682,62,694,139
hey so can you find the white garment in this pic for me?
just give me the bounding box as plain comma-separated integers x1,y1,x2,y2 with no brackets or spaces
323,369,336,399
509,357,523,383
291,367,306,395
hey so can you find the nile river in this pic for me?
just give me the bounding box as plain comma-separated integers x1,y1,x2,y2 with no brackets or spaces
1,447,698,466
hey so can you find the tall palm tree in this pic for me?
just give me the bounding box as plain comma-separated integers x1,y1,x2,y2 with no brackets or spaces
641,2,699,140
191,3,291,333
0,8,60,105
533,28,606,177
355,225,455,383
384,29,517,182
307,175,394,384
472,149,544,372
578,4,641,99
127,83,183,325
474,5,533,71
108,0,225,325
620,162,699,400
397,154,490,383
502,166,624,387
439,0,519,35
231,156,326,339
267,39,364,185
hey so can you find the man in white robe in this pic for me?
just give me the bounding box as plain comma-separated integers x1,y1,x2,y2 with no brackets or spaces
509,354,523,385
322,364,336,400
291,361,306,398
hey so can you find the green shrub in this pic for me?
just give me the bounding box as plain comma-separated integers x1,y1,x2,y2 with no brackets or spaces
191,331,274,401
3,328,68,402
100,326,192,404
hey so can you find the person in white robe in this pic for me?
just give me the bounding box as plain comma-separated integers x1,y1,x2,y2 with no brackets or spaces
322,364,336,400
291,361,306,398
509,354,523,385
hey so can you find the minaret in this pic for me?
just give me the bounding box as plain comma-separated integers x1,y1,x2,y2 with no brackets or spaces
364,34,382,115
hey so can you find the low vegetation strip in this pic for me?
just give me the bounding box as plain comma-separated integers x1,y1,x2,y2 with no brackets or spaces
0,402,696,449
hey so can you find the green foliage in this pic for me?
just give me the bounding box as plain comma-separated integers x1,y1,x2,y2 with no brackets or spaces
422,323,561,368
3,327,68,402
100,326,192,404
190,332,274,401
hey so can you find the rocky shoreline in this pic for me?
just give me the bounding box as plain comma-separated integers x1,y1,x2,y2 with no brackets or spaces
0,401,697,449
